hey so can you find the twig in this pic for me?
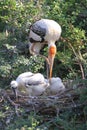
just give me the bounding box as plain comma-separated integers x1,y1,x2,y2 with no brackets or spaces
1,90,20,116
0,96,4,103
60,37,85,79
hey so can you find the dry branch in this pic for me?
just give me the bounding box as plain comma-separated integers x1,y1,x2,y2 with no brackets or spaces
0,84,86,118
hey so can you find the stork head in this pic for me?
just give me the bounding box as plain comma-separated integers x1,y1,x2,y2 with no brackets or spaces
48,43,57,80
10,80,18,99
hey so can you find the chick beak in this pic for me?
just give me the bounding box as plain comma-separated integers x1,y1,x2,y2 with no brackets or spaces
12,87,18,100
48,45,56,80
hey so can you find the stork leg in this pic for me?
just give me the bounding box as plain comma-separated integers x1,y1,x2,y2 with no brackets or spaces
30,43,50,79
46,60,49,79
30,43,49,63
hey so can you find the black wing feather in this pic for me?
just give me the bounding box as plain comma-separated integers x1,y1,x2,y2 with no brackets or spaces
31,24,46,37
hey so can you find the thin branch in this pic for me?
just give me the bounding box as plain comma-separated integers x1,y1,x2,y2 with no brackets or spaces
60,37,85,79
1,90,20,116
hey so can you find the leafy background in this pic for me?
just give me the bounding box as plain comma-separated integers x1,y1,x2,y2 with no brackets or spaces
0,0,87,129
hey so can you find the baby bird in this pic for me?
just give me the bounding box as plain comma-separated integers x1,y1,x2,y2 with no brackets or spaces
46,77,65,95
10,72,65,98
10,72,49,98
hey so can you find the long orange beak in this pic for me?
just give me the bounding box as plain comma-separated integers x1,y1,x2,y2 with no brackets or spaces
48,45,56,79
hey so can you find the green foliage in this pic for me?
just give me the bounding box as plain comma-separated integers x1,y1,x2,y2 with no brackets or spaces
0,80,87,130
0,1,87,129
6,115,39,130
43,0,87,79
0,0,87,80
0,34,44,88
0,0,16,31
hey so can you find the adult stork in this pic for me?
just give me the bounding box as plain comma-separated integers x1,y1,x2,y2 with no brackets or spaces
29,19,62,80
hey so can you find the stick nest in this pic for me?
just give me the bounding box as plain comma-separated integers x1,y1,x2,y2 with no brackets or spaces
0,81,87,129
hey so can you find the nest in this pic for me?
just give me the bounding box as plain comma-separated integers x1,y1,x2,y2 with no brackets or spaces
0,81,87,129
0,78,87,130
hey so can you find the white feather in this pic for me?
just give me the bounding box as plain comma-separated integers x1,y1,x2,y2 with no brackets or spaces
47,77,65,95
29,19,62,54
10,72,49,96
29,19,62,42
10,72,65,96
29,30,42,41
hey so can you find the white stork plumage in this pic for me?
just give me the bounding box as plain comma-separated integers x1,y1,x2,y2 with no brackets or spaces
10,72,49,98
10,72,65,98
47,77,65,95
29,19,62,79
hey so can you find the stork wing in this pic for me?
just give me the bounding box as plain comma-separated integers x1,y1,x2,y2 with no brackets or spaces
25,73,45,86
18,72,33,79
31,24,46,37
